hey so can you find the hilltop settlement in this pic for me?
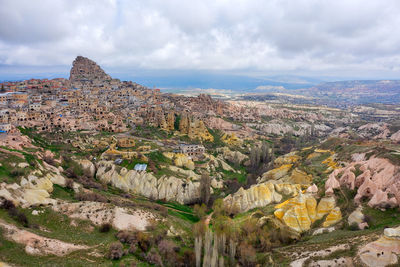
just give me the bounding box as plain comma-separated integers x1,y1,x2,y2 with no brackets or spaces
1,57,400,266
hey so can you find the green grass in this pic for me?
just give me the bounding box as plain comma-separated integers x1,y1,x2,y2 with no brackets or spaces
51,184,76,201
167,209,199,223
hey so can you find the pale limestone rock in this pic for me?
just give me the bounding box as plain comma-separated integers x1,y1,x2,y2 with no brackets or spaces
78,159,96,178
359,226,400,267
312,227,335,235
0,220,89,256
0,174,56,208
168,166,200,180
216,147,248,165
348,206,367,229
96,161,201,204
53,201,154,231
17,162,29,168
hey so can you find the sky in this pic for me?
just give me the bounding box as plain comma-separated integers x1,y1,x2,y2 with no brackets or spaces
1,0,400,88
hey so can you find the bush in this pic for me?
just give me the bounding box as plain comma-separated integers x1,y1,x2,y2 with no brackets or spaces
129,243,137,254
239,242,256,267
107,241,124,260
0,198,15,210
137,232,151,252
116,230,138,244
75,192,107,203
65,179,74,190
99,223,112,233
348,222,360,231
145,248,163,266
16,213,29,227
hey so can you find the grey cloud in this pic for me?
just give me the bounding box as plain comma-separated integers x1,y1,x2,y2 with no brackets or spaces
0,0,400,78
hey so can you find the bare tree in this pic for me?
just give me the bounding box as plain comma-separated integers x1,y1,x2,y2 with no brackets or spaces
200,173,211,205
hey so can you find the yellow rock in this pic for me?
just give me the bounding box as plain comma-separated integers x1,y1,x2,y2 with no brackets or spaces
286,168,312,185
276,192,313,232
274,153,301,166
322,155,340,171
306,196,317,222
315,149,333,154
221,133,242,146
224,182,301,213
260,164,293,181
322,207,342,227
316,196,336,220
163,152,195,170
274,194,340,232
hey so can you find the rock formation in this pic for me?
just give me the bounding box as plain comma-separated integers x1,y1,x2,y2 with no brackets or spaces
96,161,201,204
0,165,66,208
274,193,341,232
0,220,89,256
69,56,111,83
330,157,400,208
216,147,248,165
223,182,303,213
53,201,154,231
359,226,400,266
163,152,195,170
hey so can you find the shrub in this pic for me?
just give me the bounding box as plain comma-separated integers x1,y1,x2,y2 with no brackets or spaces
128,243,137,254
65,179,74,190
239,242,256,267
348,222,360,231
16,213,29,227
137,232,151,252
158,239,177,254
75,192,107,203
145,248,163,266
99,223,112,233
0,198,15,210
107,241,124,260
116,230,138,244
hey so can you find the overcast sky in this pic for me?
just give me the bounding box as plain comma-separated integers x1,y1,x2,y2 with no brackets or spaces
1,0,400,83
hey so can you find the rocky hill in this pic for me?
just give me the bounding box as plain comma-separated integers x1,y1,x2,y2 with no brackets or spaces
69,56,111,83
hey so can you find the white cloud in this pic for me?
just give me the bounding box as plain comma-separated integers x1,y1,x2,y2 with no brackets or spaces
1,0,400,78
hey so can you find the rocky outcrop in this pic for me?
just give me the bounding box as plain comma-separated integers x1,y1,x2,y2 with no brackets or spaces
330,157,400,208
358,123,390,139
69,56,111,83
274,193,341,233
96,161,201,204
221,133,242,146
258,164,312,185
216,147,248,165
223,182,302,213
0,220,89,256
348,206,368,229
53,201,154,231
390,130,400,143
0,167,66,208
78,159,96,178
274,152,301,166
179,113,214,142
164,152,195,170
359,226,400,266
258,164,293,183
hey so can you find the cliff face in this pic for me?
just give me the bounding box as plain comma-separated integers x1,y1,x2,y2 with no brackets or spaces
96,161,201,204
69,56,111,82
223,182,303,213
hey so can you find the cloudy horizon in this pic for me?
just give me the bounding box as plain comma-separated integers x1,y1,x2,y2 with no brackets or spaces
1,0,400,86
